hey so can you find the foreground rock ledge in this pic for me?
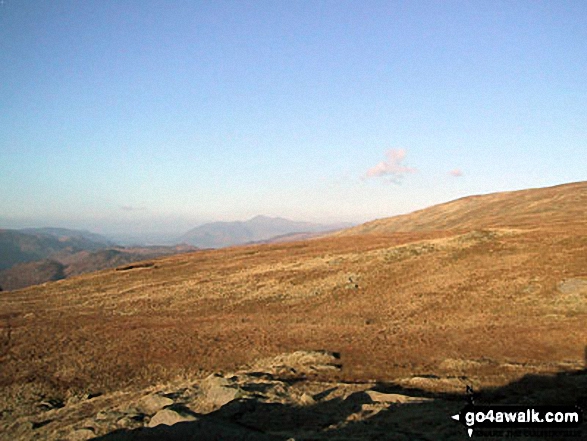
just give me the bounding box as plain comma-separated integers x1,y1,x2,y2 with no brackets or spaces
1,350,442,441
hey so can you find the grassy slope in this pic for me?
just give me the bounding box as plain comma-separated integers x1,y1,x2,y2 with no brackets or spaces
1,182,586,417
336,181,587,234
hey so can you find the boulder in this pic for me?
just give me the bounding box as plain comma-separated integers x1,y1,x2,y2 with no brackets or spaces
200,374,244,407
147,407,198,427
137,393,174,415
68,428,95,441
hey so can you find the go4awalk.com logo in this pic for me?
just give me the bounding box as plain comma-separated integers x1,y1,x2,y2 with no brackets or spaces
451,404,584,438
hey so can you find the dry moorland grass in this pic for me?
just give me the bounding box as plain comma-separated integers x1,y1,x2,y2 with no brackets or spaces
1,183,586,424
338,181,587,234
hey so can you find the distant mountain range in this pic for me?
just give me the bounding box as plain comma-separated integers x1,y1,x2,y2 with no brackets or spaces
179,215,354,248
0,228,114,271
19,227,116,247
0,217,355,290
0,228,198,291
0,245,198,291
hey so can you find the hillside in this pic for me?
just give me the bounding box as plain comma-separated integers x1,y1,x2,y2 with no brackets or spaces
18,228,115,247
1,182,586,440
0,259,66,291
0,245,199,291
0,228,113,271
337,181,587,236
180,215,351,248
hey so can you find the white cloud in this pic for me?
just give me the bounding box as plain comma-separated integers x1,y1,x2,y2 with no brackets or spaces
363,149,416,183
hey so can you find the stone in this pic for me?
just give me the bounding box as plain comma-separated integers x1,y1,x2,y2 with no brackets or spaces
68,428,95,441
137,393,174,415
38,398,65,411
365,390,432,404
95,410,124,421
147,407,198,427
200,374,244,407
557,278,587,295
116,413,146,429
298,392,316,406
200,373,232,389
249,350,342,378
66,394,89,406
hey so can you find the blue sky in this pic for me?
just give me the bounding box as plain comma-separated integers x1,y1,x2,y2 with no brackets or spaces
1,0,585,237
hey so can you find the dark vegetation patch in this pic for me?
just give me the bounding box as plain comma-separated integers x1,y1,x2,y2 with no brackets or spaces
116,262,156,271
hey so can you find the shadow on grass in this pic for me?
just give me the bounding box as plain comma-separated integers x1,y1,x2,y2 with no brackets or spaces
93,366,587,441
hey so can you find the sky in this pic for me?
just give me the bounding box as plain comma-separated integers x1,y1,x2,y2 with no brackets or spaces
1,0,586,239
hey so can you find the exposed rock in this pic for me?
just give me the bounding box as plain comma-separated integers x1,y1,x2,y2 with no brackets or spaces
200,373,233,390
249,350,342,378
68,428,95,441
66,393,90,406
115,413,146,429
298,392,316,406
557,278,587,295
136,393,174,415
95,410,124,421
146,406,198,427
200,373,244,408
365,390,432,404
0,351,452,441
38,398,65,411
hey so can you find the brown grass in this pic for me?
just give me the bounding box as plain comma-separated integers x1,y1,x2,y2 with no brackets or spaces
337,181,587,235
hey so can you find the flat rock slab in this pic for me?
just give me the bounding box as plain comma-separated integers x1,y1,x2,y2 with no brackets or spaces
200,374,244,407
137,394,174,415
365,390,433,404
147,408,198,427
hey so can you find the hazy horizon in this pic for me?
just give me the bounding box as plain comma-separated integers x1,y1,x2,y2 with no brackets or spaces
2,1,585,237
0,213,360,245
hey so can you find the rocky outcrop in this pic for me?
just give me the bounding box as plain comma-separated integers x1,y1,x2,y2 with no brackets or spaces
135,394,174,415
0,351,441,441
146,406,198,428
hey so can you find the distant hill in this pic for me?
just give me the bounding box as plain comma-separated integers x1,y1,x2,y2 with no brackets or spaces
0,244,199,291
18,227,115,247
180,215,353,248
0,227,199,290
247,231,328,245
0,259,66,291
335,181,587,236
0,228,113,271
59,245,198,278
